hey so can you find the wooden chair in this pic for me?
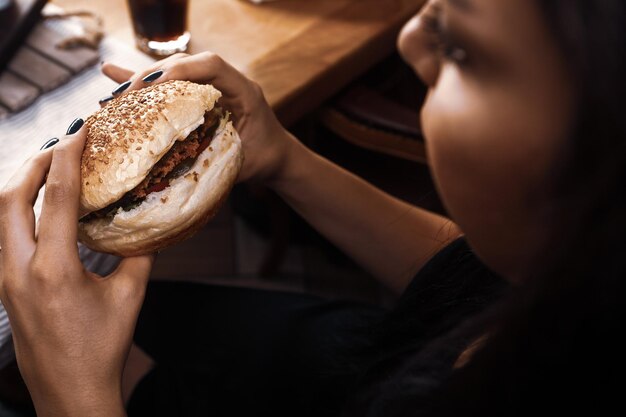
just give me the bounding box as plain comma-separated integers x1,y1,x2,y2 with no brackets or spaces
320,54,427,164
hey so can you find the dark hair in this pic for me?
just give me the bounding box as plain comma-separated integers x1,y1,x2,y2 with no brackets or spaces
351,1,626,415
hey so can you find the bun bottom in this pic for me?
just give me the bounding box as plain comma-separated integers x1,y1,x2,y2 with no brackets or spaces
78,120,243,257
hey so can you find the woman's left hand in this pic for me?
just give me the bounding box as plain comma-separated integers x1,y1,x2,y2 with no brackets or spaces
0,126,154,417
101,52,299,186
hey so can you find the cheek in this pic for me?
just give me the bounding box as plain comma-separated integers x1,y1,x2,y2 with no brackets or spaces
422,85,508,235
421,67,568,272
422,72,521,216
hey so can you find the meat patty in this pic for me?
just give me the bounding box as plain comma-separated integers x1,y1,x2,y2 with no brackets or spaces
129,109,221,199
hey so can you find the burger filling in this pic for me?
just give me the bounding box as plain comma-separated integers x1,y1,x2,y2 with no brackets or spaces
81,109,222,222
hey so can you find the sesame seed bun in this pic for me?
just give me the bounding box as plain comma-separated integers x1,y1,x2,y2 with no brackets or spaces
80,80,222,212
77,81,243,256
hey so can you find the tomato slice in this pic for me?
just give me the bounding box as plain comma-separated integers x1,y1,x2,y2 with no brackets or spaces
146,179,170,194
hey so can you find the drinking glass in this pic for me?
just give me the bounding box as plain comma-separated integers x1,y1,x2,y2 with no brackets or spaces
126,0,190,56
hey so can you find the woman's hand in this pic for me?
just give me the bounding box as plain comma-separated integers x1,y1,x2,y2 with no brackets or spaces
101,52,302,185
0,125,154,417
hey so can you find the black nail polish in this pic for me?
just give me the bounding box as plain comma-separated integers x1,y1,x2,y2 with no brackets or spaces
142,70,163,83
99,95,115,105
66,118,84,135
40,138,59,150
112,80,131,96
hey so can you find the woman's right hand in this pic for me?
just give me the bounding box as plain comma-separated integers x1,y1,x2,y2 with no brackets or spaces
0,126,154,417
101,52,303,185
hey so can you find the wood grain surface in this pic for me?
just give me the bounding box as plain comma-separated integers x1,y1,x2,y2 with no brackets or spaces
53,0,426,126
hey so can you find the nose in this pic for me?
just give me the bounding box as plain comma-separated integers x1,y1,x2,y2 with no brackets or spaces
397,4,441,87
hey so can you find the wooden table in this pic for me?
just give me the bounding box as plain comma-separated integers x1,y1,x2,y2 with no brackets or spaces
54,0,426,126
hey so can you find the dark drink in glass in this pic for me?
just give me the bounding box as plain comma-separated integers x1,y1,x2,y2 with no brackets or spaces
127,0,190,56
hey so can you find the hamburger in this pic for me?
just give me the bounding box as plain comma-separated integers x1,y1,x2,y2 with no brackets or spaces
78,80,243,256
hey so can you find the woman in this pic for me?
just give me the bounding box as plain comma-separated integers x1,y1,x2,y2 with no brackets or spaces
0,0,623,415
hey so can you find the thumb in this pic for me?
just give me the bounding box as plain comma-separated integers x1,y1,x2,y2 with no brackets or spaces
109,254,155,296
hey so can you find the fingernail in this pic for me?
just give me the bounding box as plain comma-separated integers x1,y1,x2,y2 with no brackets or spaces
40,137,59,150
99,95,115,105
142,70,163,83
66,118,84,135
112,80,131,96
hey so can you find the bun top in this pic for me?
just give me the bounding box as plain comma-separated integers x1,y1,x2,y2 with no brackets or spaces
80,80,222,212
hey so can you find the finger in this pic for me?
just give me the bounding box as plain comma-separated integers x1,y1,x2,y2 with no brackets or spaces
118,52,257,120
37,124,87,256
109,254,155,296
124,53,191,93
0,148,54,259
106,54,189,97
104,53,256,112
158,52,253,100
101,62,134,83
99,97,113,108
